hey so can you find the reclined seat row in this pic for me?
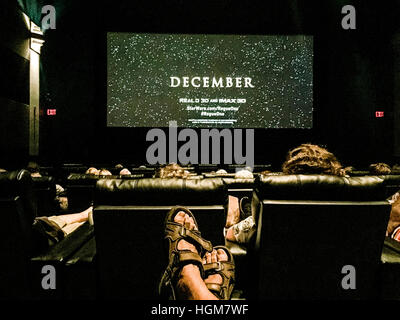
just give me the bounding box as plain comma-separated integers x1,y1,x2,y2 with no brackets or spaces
92,174,397,299
66,173,256,212
1,169,400,300
0,170,94,299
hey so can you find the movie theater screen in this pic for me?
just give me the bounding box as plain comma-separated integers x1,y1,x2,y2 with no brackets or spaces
107,33,313,129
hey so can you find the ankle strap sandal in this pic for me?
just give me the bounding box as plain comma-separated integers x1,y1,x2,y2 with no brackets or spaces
203,245,235,300
159,206,213,299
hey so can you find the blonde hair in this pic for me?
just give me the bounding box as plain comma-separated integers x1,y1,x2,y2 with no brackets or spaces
99,169,112,176
154,163,190,179
369,163,391,175
86,167,99,175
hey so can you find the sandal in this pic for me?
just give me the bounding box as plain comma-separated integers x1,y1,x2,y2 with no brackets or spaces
203,245,235,300
159,206,213,299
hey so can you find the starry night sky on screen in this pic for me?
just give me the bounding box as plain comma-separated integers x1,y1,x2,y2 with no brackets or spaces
107,33,313,128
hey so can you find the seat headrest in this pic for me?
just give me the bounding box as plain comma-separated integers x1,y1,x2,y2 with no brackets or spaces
0,169,37,222
0,170,33,197
222,178,255,188
256,174,388,201
95,178,227,206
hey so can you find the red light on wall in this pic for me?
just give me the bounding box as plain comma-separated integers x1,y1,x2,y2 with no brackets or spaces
375,111,384,118
47,109,56,116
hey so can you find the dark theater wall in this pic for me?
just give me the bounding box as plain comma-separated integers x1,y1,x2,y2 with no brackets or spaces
0,2,31,169
35,0,399,168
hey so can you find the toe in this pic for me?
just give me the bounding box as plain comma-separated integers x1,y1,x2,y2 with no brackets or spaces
216,248,228,262
184,214,192,230
183,214,197,231
205,252,212,264
174,211,186,224
211,250,218,263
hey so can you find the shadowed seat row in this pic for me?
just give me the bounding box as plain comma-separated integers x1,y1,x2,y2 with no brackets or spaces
1,169,399,300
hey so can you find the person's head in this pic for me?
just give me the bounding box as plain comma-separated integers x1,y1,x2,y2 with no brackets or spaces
115,164,124,170
154,163,190,179
119,168,132,175
369,163,391,175
282,143,345,176
27,161,41,177
99,169,112,176
86,167,99,175
235,169,254,179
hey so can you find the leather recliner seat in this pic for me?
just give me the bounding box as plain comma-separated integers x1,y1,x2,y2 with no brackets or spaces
246,174,391,300
66,173,145,211
93,177,228,299
0,170,37,298
0,170,95,299
31,175,57,216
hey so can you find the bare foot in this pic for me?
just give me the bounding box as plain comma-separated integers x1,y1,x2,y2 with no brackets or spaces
173,211,201,278
173,211,207,299
174,211,198,253
170,210,221,300
203,248,228,287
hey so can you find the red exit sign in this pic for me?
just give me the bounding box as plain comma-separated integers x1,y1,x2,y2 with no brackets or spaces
375,111,384,118
47,109,56,116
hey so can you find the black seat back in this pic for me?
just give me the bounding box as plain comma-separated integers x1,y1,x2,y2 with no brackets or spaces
32,176,56,216
0,170,37,298
66,174,101,211
66,173,145,211
93,177,227,299
249,174,391,300
222,177,255,199
0,170,37,237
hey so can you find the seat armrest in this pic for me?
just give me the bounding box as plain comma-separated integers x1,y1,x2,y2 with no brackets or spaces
65,236,96,265
384,236,400,254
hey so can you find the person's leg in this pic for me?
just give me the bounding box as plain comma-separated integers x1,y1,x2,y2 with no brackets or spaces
176,264,218,300
226,215,256,243
173,211,227,300
225,196,241,229
49,206,92,226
